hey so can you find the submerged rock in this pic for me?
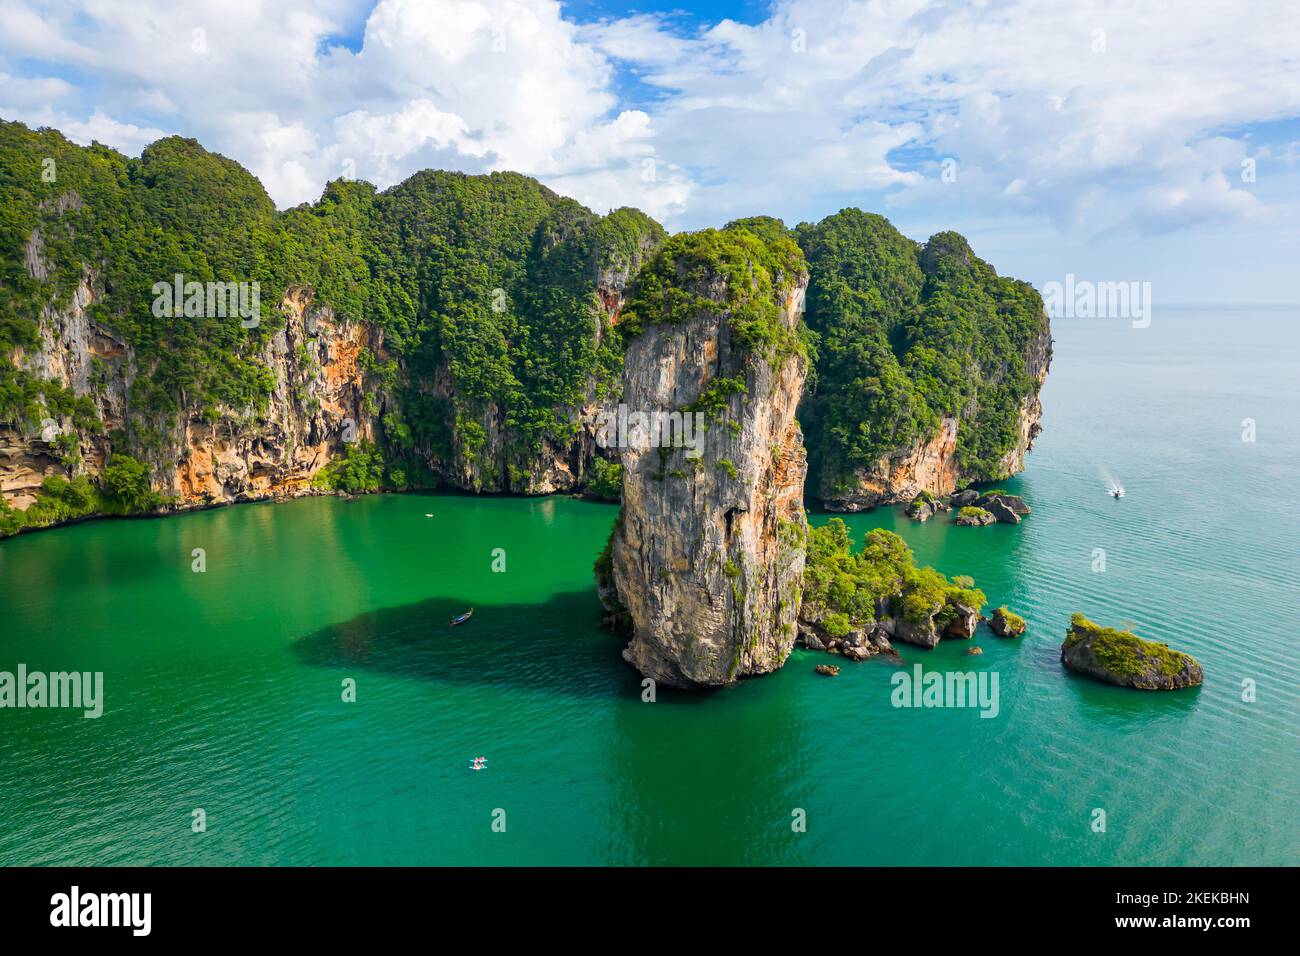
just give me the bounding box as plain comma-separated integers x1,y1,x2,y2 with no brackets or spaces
967,646,984,656
814,664,840,676
1061,614,1204,690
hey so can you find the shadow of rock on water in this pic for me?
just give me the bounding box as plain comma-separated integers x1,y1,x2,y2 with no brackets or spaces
291,588,642,700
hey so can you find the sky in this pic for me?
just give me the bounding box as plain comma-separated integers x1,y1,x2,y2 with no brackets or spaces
2,0,1299,303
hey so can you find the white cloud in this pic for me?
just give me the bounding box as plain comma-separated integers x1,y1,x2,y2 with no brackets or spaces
0,0,1296,245
0,0,692,215
0,73,73,109
582,0,1300,233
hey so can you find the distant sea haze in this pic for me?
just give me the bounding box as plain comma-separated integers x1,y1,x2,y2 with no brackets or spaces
1040,274,1152,327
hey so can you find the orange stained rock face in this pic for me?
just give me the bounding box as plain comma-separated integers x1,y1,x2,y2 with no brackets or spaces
324,333,362,389
771,419,806,506
599,287,622,325
177,443,218,502
856,415,960,501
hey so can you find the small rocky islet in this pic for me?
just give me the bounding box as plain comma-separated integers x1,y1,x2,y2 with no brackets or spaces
989,606,1027,637
1061,613,1204,690
792,518,1023,663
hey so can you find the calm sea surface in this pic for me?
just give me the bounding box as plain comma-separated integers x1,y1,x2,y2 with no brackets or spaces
1,307,1297,865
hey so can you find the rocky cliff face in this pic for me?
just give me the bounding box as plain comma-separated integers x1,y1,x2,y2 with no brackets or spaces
4,267,122,507
598,258,810,688
2,212,655,525
171,288,381,504
994,324,1052,476
0,127,674,534
2,118,1052,543
821,324,1052,511
2,249,384,514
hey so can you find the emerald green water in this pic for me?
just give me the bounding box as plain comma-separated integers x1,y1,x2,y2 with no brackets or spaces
1,308,1298,865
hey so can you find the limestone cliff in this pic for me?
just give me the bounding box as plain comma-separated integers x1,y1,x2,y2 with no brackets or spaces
4,268,121,508
597,231,810,688
1,118,1052,542
2,262,383,514
797,214,1054,512
171,288,382,504
1,170,660,532
0,124,675,535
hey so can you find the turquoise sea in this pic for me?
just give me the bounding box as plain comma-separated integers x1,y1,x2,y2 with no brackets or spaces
1,307,1297,865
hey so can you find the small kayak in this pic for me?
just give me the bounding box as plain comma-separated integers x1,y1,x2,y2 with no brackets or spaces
450,608,474,627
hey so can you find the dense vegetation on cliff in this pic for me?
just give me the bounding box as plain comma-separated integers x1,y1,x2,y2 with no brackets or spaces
3,119,1046,532
802,517,986,635
0,126,283,436
617,220,808,368
358,174,663,479
0,119,664,489
794,209,1048,497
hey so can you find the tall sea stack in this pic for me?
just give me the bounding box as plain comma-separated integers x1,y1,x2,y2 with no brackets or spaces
596,225,810,688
